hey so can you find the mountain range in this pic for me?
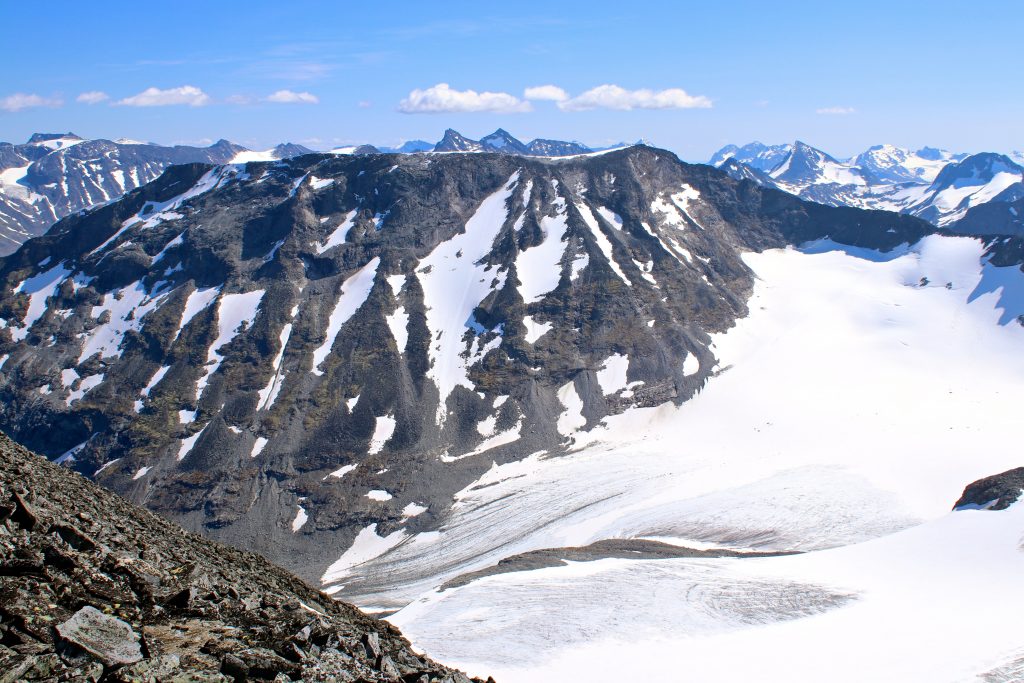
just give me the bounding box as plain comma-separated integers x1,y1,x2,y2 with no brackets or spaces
0,144,939,586
0,130,613,256
712,140,1024,234
0,136,1023,680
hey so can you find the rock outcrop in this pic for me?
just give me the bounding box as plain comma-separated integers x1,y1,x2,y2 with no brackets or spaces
0,431,488,682
954,467,1024,510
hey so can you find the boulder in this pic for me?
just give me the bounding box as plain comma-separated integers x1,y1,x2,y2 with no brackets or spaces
56,606,143,666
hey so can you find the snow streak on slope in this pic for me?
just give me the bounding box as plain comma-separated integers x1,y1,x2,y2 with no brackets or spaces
78,281,172,363
328,235,1024,681
418,173,518,422
315,209,358,254
10,262,71,341
575,201,631,286
311,258,380,376
195,290,265,398
515,182,568,304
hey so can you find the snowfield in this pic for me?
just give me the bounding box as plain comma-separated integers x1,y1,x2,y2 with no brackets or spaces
331,234,1024,682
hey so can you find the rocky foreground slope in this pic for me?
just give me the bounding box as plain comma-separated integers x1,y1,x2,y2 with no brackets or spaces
0,431,488,682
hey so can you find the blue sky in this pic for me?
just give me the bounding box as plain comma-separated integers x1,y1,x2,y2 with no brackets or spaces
2,0,1021,161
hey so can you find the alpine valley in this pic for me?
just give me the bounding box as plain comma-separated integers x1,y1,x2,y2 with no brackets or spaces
2,138,1024,682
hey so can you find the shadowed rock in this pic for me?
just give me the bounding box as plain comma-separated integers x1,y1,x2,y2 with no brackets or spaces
954,467,1024,511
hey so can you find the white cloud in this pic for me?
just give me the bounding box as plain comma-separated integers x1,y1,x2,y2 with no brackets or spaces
524,85,569,102
116,85,211,107
76,91,109,105
265,89,319,104
558,84,711,111
816,106,855,115
1,93,63,112
225,94,254,105
398,83,531,114
358,100,373,109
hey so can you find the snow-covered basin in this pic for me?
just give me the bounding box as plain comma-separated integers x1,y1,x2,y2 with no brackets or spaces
351,235,1022,680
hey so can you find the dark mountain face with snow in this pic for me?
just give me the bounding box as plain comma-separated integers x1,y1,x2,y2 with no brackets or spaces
0,146,933,587
0,134,314,256
711,141,1024,233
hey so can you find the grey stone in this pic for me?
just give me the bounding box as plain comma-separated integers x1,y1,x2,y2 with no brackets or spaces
112,654,181,682
56,606,143,666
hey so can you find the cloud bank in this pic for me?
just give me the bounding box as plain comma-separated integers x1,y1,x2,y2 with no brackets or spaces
399,83,531,114
1,93,63,112
116,85,211,107
265,90,319,104
76,91,109,105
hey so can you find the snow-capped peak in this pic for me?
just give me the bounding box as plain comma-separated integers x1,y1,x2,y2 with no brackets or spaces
709,141,792,172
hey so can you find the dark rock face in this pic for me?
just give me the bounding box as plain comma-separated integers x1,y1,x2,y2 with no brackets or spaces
953,195,1024,237
954,467,1024,510
0,146,935,589
0,432,486,682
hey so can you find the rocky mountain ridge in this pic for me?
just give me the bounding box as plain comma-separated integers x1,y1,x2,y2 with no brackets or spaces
0,130,616,256
0,144,941,591
0,430,487,682
0,134,316,255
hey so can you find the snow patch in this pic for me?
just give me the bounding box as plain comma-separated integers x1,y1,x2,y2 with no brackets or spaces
315,209,358,254
596,354,629,395
556,381,587,435
418,173,518,423
311,258,380,375
368,415,397,455
522,315,552,344
251,437,269,458
195,290,265,398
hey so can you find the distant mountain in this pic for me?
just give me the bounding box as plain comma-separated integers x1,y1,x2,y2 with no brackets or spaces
229,142,316,164
718,157,781,188
479,128,531,155
329,144,381,155
769,140,867,188
853,144,965,184
709,142,792,172
433,128,485,153
912,153,1024,227
711,140,1024,232
378,140,434,154
0,134,311,255
431,128,597,156
526,139,592,156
